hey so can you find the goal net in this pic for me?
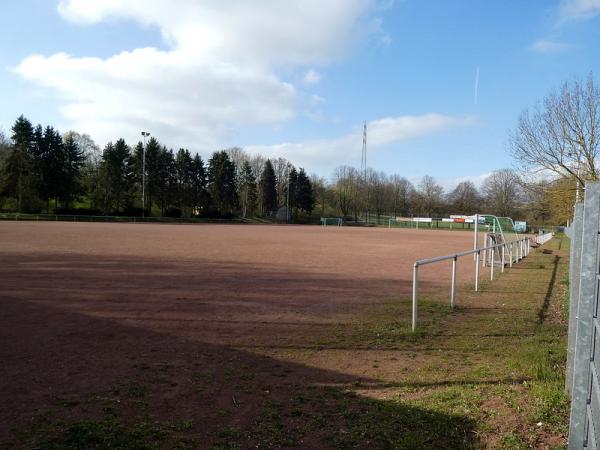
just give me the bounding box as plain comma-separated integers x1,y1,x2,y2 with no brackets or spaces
320,217,343,227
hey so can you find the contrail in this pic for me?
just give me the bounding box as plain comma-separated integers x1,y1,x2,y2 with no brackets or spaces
474,66,480,106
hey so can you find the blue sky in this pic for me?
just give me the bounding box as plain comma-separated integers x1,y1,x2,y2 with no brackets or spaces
1,0,600,187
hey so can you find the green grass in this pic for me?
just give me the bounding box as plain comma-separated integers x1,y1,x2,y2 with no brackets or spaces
10,414,198,450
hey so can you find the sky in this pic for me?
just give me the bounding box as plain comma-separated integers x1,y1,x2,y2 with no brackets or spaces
1,0,600,188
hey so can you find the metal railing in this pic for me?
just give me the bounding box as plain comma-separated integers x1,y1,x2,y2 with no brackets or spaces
411,237,532,332
0,212,253,225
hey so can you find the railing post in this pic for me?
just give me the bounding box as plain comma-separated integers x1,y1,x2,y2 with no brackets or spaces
501,244,505,273
412,264,419,332
483,234,487,267
490,246,495,280
475,251,480,292
509,242,513,268
451,257,457,308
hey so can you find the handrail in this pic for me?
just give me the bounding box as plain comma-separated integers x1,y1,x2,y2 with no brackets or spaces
411,237,532,332
414,239,526,267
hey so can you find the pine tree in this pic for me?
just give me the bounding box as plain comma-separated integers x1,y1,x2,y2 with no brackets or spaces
288,166,298,217
207,150,237,216
61,134,85,209
6,115,35,212
175,148,194,216
191,154,209,216
143,137,161,214
260,159,277,216
295,168,315,214
99,139,131,213
240,161,258,217
155,147,176,215
0,131,11,208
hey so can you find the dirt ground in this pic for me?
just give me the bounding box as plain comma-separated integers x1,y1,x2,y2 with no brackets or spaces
1,221,554,449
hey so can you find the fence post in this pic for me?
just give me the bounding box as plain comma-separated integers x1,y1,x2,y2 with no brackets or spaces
501,245,505,273
569,182,600,448
490,247,495,280
483,233,488,267
566,203,584,395
451,257,457,308
518,240,522,261
412,264,419,332
473,214,478,260
475,251,480,292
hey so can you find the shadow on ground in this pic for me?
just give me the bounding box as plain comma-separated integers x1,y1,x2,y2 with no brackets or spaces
0,253,478,449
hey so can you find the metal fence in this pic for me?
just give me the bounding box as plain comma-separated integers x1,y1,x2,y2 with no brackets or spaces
0,212,255,225
411,236,533,332
568,182,600,449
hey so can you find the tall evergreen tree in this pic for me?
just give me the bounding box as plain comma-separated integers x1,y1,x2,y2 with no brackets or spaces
143,137,161,215
61,134,85,209
191,154,209,215
99,139,131,213
175,148,194,216
6,115,35,211
0,131,11,207
155,147,176,215
295,168,315,214
240,161,258,217
287,166,298,215
260,159,277,216
207,150,237,215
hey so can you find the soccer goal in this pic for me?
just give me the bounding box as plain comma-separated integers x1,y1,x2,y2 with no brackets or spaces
320,217,343,227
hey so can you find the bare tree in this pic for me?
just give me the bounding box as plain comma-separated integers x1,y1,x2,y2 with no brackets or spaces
447,181,480,214
369,170,388,220
388,175,414,217
63,131,101,166
333,165,360,216
481,169,521,217
310,173,333,217
272,157,291,206
509,73,600,185
248,154,266,181
224,146,249,186
414,175,444,216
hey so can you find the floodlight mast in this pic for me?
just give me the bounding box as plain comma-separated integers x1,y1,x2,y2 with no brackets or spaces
141,131,150,218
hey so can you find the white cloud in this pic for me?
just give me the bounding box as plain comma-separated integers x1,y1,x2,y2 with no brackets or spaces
246,114,474,174
308,94,325,106
16,0,375,148
529,39,571,53
444,172,492,190
559,0,600,20
302,69,321,85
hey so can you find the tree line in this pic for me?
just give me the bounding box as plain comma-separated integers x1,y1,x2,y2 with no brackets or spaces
311,167,526,222
312,72,600,227
0,114,527,222
5,70,593,228
0,115,315,219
